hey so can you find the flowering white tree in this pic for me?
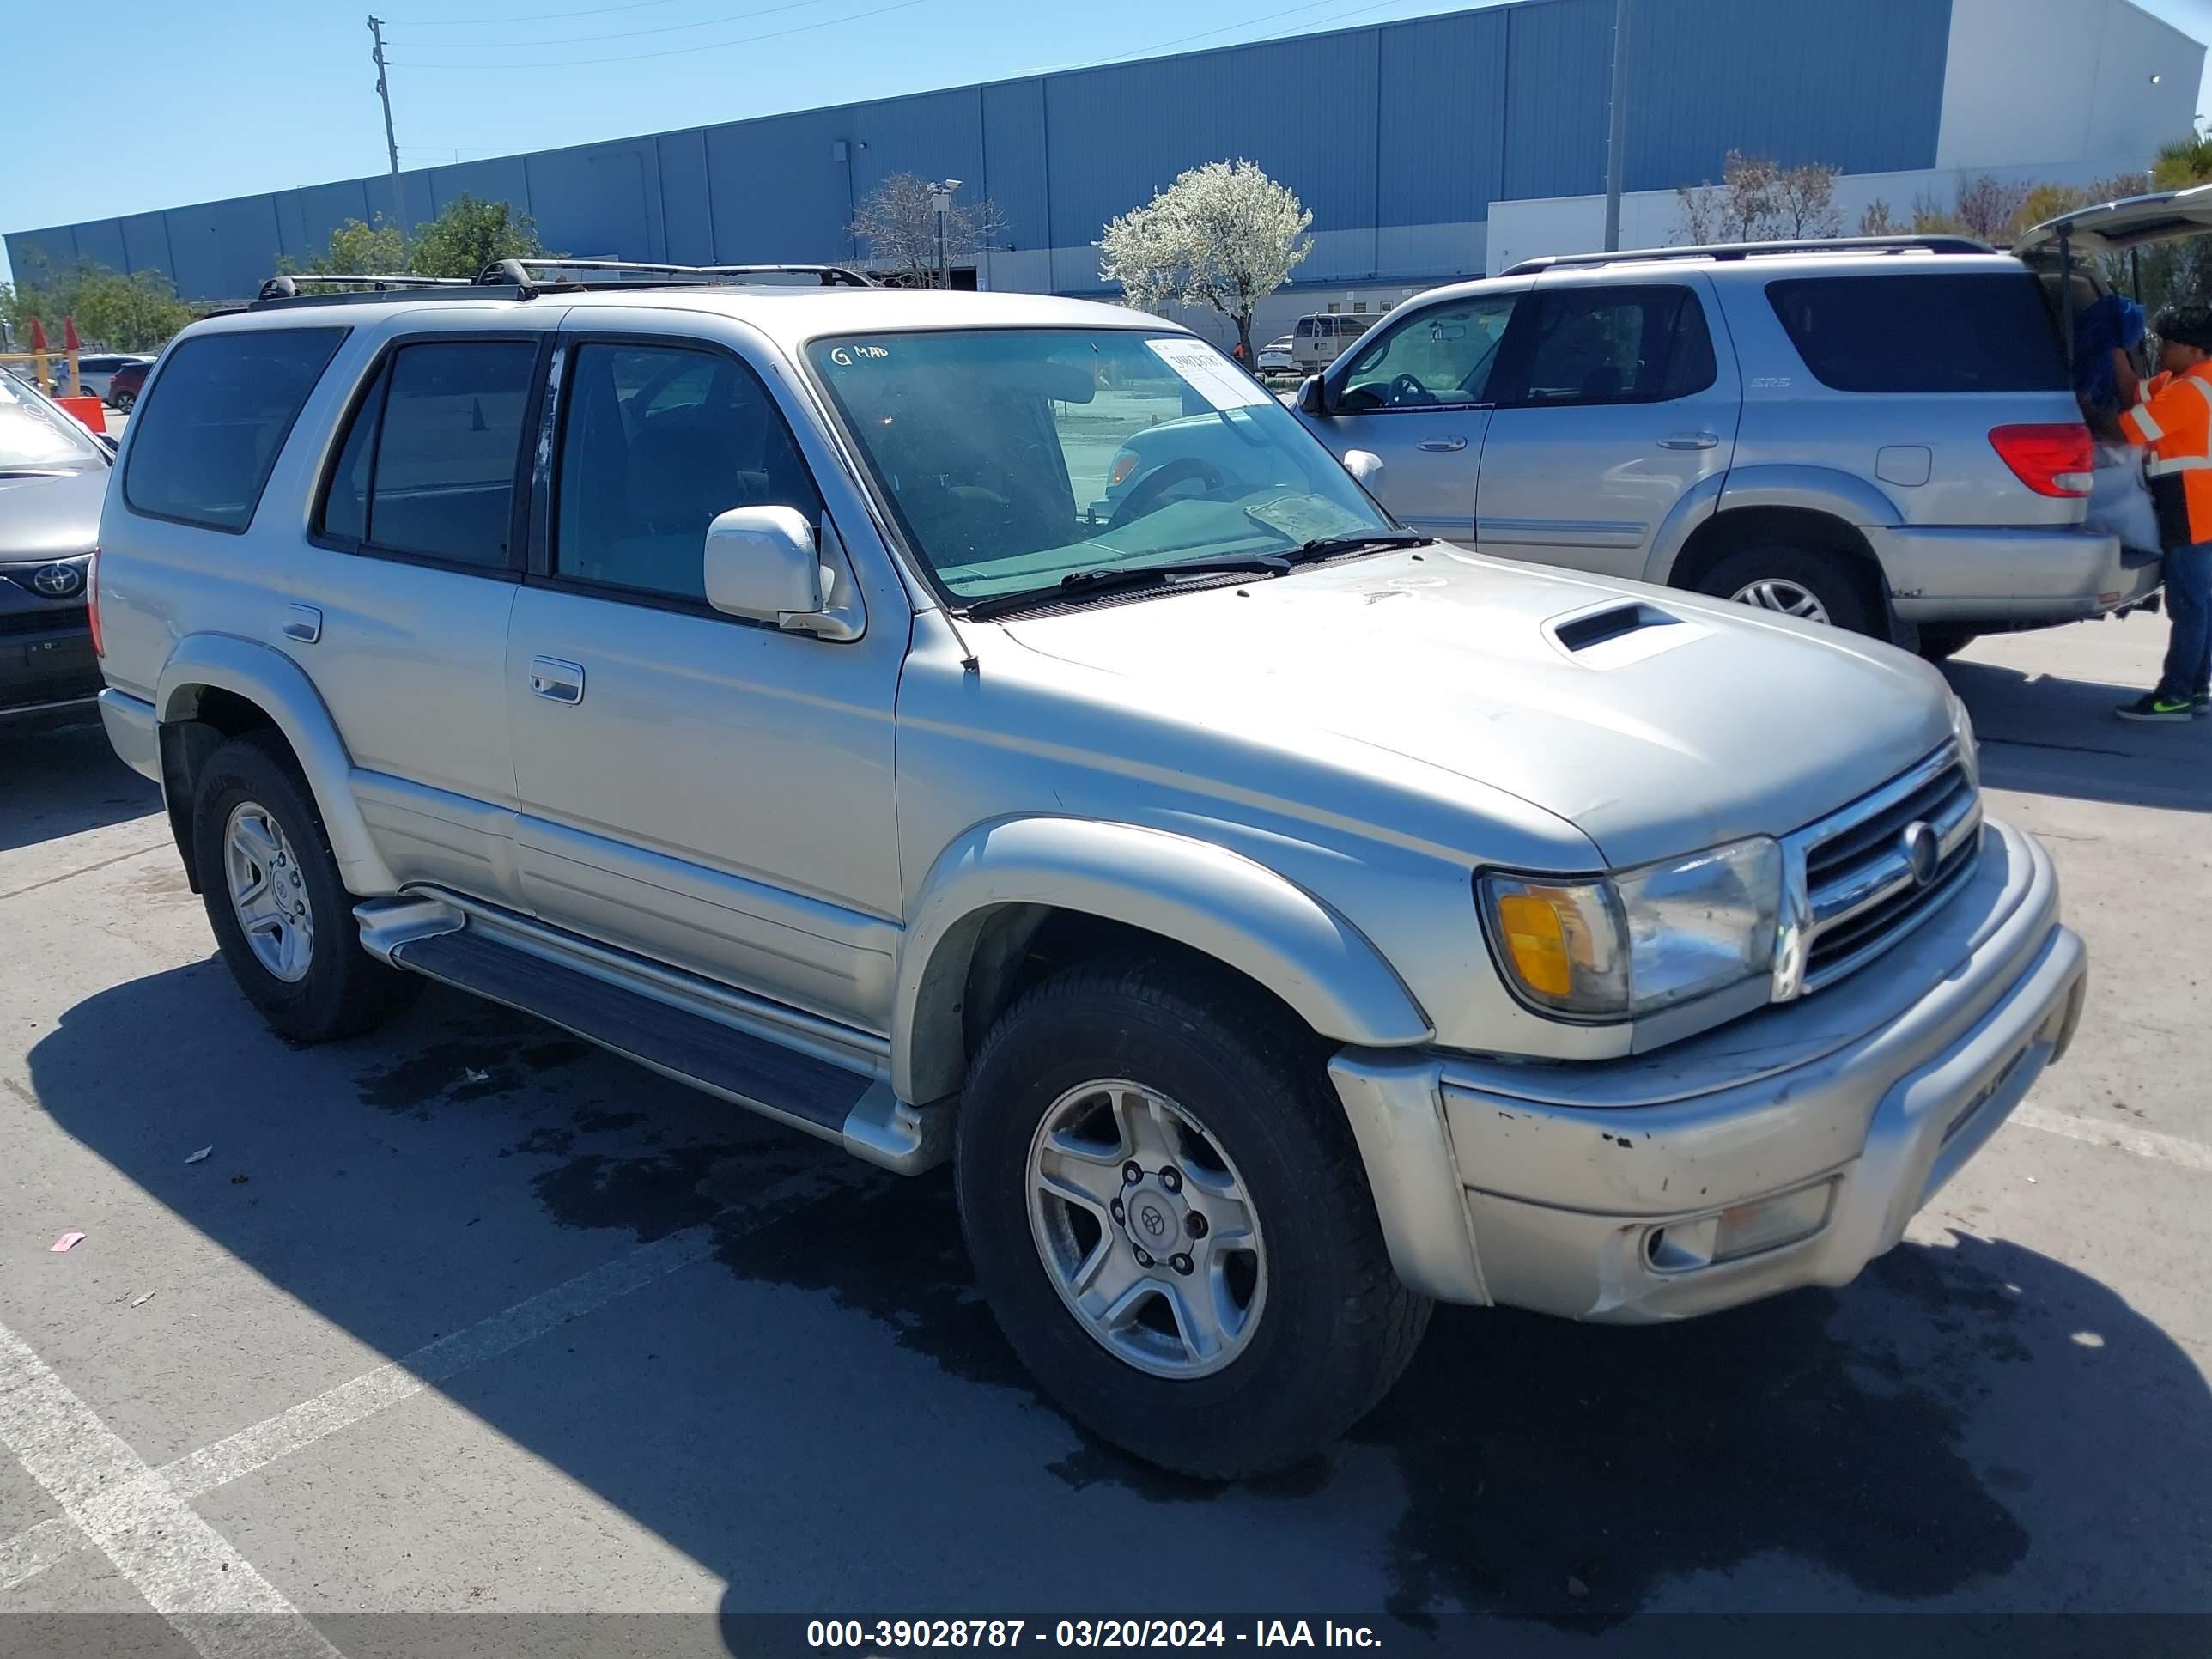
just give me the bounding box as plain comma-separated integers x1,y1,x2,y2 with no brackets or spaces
850,173,1006,288
1098,160,1312,364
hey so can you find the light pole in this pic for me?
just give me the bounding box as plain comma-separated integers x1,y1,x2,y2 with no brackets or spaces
927,179,961,289
1601,0,1632,252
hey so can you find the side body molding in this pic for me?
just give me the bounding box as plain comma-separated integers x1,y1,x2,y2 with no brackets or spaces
895,817,1435,1104
156,633,399,896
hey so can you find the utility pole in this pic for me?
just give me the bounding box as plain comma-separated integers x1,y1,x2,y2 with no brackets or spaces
928,179,959,290
368,15,406,240
1601,0,1632,251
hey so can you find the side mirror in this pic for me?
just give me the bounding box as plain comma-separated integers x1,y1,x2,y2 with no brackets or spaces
1297,374,1328,416
704,506,827,625
1343,449,1386,490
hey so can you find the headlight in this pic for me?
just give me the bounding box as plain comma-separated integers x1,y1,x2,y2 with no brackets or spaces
1480,836,1784,1021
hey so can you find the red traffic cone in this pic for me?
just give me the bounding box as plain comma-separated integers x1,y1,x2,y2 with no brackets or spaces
64,316,81,353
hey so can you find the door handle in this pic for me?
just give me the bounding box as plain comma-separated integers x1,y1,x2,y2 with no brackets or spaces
1415,435,1468,453
528,656,585,705
1659,431,1721,450
281,604,322,644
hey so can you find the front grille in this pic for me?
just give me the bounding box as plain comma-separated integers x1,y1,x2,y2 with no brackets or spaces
0,604,88,639
1786,744,1982,996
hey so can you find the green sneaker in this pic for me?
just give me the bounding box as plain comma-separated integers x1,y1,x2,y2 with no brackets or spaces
2117,692,2195,721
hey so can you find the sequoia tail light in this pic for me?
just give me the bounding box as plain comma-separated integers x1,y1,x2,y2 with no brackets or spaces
1990,422,2093,497
87,545,103,657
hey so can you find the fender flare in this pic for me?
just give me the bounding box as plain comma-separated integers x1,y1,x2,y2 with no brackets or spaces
893,817,1434,1104
1638,469,1728,587
156,633,398,896
1711,464,1901,531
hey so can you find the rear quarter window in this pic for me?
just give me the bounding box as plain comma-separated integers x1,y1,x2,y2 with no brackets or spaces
124,328,347,532
1765,273,2066,395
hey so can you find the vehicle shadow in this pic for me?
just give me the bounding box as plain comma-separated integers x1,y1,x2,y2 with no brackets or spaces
26,967,2212,1640
0,714,161,855
1942,658,2211,813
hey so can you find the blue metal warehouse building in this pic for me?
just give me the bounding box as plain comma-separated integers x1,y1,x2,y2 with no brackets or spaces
9,0,2203,331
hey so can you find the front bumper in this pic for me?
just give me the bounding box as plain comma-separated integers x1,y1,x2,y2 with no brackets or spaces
1330,816,2085,1321
0,619,100,719
1871,523,2160,623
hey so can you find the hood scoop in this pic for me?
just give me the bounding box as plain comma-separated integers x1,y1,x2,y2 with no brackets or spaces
1547,599,1709,668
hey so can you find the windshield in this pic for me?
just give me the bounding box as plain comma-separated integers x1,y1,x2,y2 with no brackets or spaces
805,328,1395,606
0,371,104,471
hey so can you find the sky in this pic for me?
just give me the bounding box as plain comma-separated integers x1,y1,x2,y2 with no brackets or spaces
6,0,2212,287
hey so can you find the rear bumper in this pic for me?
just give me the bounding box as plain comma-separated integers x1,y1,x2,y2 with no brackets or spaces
1871,523,2160,623
1330,817,2084,1321
98,687,161,781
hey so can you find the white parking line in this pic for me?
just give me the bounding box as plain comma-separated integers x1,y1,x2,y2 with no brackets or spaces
0,1164,864,1598
0,1317,344,1658
2013,1103,2212,1174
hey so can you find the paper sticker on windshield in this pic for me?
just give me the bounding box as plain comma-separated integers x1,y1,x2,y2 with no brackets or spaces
1145,337,1273,410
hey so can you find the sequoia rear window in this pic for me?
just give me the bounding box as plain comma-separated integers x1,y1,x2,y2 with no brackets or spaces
125,328,346,531
1765,273,2067,394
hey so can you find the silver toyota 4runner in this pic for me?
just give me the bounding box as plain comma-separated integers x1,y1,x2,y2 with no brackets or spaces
1281,237,2161,659
93,261,2087,1479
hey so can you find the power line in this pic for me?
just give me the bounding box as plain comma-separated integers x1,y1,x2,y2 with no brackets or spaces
392,0,836,51
392,0,928,66
389,0,696,24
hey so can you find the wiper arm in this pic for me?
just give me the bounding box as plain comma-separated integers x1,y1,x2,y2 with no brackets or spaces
966,555,1290,620
1285,531,1431,565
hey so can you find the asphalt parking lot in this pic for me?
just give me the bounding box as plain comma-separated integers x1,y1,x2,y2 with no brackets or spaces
2,614,2209,1656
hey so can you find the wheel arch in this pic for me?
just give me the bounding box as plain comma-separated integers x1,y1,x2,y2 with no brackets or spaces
155,635,396,898
893,818,1434,1105
1653,463,1899,592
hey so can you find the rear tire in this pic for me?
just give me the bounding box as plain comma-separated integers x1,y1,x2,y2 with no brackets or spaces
191,732,422,1043
956,951,1431,1479
1915,624,1981,662
1694,544,1881,637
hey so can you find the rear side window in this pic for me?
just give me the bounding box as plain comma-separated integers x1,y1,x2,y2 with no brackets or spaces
1765,273,2068,394
316,339,537,568
124,328,346,532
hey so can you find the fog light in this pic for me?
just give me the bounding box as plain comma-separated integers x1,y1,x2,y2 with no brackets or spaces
1713,1180,1835,1263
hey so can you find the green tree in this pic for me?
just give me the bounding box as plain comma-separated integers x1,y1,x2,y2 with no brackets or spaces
2,258,196,350
298,194,555,282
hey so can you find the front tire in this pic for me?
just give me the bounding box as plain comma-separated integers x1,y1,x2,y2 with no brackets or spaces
191,732,421,1043
1696,544,1881,636
956,951,1431,1479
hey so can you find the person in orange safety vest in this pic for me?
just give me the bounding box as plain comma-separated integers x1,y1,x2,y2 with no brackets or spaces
2115,305,2212,720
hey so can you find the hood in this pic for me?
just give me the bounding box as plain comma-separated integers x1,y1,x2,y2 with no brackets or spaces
0,465,106,562
998,545,1954,869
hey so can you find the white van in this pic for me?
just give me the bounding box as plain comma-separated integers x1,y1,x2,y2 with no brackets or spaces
1291,312,1372,374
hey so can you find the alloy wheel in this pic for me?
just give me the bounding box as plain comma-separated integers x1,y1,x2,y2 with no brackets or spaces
1025,1079,1267,1380
1729,577,1831,623
222,802,315,982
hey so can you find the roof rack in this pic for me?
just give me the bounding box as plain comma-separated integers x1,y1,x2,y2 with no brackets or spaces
251,258,874,310
481,257,872,294
1498,234,1994,277
257,273,476,302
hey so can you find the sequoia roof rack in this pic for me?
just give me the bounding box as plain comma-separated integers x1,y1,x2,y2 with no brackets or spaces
1498,234,1994,276
252,258,873,308
482,257,872,292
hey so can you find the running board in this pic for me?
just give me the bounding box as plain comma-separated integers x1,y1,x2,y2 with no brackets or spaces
354,894,949,1175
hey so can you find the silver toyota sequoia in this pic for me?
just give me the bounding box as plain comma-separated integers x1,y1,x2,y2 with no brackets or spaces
92,261,2087,1478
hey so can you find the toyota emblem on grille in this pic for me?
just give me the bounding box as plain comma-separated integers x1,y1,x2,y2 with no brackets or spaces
1900,820,1941,889
30,563,82,599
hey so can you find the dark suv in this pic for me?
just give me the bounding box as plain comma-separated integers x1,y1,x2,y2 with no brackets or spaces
0,368,107,723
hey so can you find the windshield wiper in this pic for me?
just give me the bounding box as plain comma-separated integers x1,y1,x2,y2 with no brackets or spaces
1284,531,1431,565
966,555,1291,620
